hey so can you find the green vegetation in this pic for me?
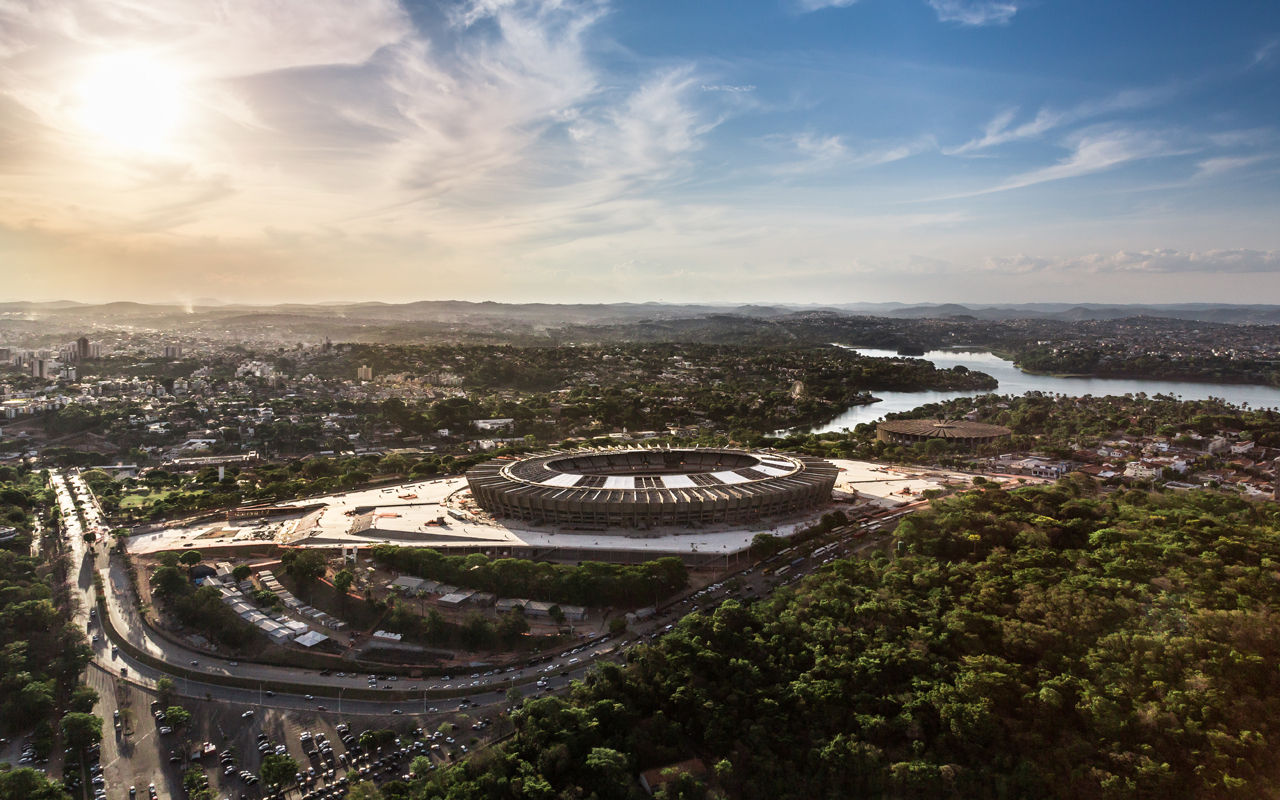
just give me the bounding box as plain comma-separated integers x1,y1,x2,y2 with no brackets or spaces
0,767,71,800
59,712,102,751
0,465,53,539
380,605,532,651
259,753,299,789
149,552,258,648
0,488,92,750
372,546,687,607
182,767,213,800
396,481,1280,799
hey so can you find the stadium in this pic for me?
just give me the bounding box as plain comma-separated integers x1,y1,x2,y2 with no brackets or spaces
876,418,1012,447
466,447,838,530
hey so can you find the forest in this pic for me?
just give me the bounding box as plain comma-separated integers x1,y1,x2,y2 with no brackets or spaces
380,479,1280,800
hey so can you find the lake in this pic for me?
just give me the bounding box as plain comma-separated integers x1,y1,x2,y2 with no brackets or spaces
810,348,1280,433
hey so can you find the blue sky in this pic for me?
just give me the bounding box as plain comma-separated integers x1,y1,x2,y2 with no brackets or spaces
0,0,1277,304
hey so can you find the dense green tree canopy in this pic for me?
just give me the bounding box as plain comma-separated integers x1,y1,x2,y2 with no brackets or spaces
404,483,1280,800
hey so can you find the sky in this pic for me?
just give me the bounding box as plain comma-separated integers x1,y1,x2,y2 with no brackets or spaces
1,0,1279,306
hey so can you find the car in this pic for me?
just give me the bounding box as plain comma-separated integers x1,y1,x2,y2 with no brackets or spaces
305,694,314,700
228,661,238,666
158,726,173,735
391,709,402,715
242,710,254,718
129,786,137,798
316,705,327,711
168,750,180,763
189,660,198,666
266,690,275,697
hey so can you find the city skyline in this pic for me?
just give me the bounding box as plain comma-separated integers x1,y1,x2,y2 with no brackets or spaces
1,0,1278,304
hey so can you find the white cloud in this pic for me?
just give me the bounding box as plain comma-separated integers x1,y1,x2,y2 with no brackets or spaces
1194,155,1269,178
977,249,1280,275
947,107,1062,154
941,128,1187,198
947,86,1176,155
926,0,1019,26
1254,39,1279,67
1076,249,1280,274
792,0,859,11
769,132,932,174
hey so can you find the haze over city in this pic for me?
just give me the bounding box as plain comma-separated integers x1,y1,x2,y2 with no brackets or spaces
2,0,1278,304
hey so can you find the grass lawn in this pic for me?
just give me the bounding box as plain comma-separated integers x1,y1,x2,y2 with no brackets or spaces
118,489,177,509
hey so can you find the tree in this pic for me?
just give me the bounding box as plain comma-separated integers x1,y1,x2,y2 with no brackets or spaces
150,565,188,598
17,680,54,720
346,781,385,800
165,706,192,729
0,767,71,800
156,677,176,708
333,569,355,597
232,564,251,581
751,533,783,558
285,549,326,589
60,711,103,751
259,753,299,788
178,550,203,571
68,684,99,713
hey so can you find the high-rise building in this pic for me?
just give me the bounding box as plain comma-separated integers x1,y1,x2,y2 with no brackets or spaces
76,336,91,361
357,364,373,381
164,345,183,359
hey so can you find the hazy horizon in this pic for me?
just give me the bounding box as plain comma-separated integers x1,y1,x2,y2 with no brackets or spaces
2,0,1278,304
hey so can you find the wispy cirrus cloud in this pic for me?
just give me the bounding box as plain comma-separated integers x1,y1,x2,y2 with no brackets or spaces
791,0,858,11
978,248,1280,275
795,0,1020,25
926,0,1019,26
947,86,1177,155
938,128,1188,199
1077,248,1280,274
769,131,933,174
1254,38,1279,67
1193,154,1270,178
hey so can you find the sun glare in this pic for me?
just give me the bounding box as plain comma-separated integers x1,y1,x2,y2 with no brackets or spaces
74,52,186,154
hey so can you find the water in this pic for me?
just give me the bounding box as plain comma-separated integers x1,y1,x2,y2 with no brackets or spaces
810,348,1280,433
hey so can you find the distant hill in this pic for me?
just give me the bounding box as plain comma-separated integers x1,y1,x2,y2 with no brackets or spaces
835,302,1280,324
5,300,1280,335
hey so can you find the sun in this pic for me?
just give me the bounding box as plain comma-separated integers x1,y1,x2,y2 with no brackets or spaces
73,52,186,154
